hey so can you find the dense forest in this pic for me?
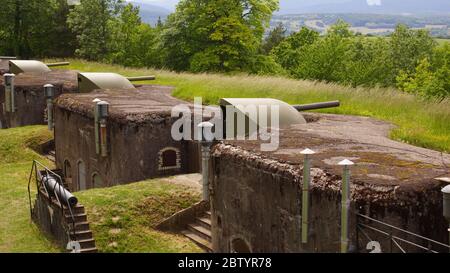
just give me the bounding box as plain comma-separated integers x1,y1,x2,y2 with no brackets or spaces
0,0,448,99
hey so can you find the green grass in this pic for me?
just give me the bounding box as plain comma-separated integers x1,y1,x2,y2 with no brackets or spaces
0,126,58,252
53,59,450,153
76,181,201,253
436,38,450,45
0,125,201,253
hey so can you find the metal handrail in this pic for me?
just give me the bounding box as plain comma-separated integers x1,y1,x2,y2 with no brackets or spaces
355,212,450,253
28,160,77,241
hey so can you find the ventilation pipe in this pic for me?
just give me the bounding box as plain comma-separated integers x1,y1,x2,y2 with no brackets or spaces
442,184,450,252
97,101,109,157
44,84,55,130
93,99,101,155
198,121,215,201
301,148,315,245
338,159,354,253
4,73,15,113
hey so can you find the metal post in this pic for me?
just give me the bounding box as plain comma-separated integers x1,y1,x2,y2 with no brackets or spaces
301,148,315,244
339,159,354,253
441,184,450,252
44,84,55,130
198,122,214,201
93,99,101,154
4,73,15,113
97,101,109,157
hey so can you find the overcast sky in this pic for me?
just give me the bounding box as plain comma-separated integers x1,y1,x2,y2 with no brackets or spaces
126,0,450,14
127,0,371,11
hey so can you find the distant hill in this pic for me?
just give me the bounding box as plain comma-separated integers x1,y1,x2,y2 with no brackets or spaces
278,0,450,15
272,13,450,38
128,1,171,25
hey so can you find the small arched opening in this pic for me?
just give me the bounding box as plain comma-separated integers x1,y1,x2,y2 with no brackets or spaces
64,160,72,179
158,147,181,171
92,173,103,189
231,238,252,253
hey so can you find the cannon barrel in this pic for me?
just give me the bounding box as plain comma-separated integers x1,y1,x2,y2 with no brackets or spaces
0,56,16,60
45,62,70,67
43,175,78,207
126,76,156,81
293,100,340,111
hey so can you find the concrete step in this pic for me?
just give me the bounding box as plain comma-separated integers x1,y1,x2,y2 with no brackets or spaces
69,230,93,241
182,230,212,252
187,223,211,241
68,221,90,232
79,247,98,253
64,205,85,215
65,213,87,222
196,216,211,229
78,238,96,249
205,211,211,217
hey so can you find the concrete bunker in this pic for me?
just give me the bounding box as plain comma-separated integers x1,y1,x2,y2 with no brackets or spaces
208,113,450,253
0,69,155,128
0,70,78,128
54,86,201,192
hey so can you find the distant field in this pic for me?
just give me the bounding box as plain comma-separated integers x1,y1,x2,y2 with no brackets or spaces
437,38,450,45
53,59,450,153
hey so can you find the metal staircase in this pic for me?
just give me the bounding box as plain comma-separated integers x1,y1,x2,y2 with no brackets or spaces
28,160,97,253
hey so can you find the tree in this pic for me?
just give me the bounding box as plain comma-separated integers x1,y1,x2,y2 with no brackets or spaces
159,0,279,72
261,22,286,55
108,3,143,66
389,24,436,76
0,0,74,58
342,37,394,87
68,0,123,60
292,21,354,82
397,44,450,100
271,27,319,73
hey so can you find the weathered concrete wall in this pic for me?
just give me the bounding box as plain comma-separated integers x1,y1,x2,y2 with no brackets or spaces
0,60,9,75
0,71,77,128
157,201,209,232
210,144,449,253
54,106,201,191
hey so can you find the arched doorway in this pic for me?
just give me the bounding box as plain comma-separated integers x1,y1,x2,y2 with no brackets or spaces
64,160,72,178
231,238,252,253
92,173,103,189
78,160,86,191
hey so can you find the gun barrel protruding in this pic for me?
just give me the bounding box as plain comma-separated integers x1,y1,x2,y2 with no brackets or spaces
293,100,340,111
0,56,16,60
126,76,156,82
45,62,70,67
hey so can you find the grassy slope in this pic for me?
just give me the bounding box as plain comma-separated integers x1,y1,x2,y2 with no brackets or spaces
0,126,58,252
77,181,201,253
57,59,450,152
0,126,201,253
